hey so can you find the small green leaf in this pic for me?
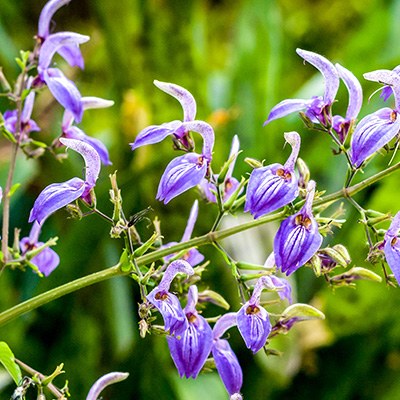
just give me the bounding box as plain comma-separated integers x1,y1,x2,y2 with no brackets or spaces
41,363,64,387
282,303,325,321
15,58,24,71
0,342,22,385
118,249,132,272
1,124,16,143
31,140,48,148
7,183,20,198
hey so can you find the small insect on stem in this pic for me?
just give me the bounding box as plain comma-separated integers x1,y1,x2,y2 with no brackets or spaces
128,206,153,227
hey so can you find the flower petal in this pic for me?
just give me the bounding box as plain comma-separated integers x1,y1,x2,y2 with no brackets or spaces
335,63,363,121
167,314,213,378
237,302,271,353
212,339,243,396
264,98,314,125
86,372,129,400
57,43,84,69
59,138,101,187
296,49,339,105
64,126,112,166
29,177,86,224
157,153,207,204
38,0,71,38
43,68,83,122
244,163,299,218
154,80,197,122
130,120,183,150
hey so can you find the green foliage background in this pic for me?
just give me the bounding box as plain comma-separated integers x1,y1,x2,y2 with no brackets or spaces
1,0,400,399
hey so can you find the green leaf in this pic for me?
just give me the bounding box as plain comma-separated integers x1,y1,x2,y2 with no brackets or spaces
282,303,325,321
15,57,24,71
1,124,16,143
7,183,20,198
118,249,132,272
0,342,22,385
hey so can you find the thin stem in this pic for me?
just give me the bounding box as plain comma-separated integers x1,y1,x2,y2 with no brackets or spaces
93,208,114,225
1,163,400,327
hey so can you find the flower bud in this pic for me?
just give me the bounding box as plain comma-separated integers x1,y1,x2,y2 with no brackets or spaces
244,157,263,169
297,157,310,189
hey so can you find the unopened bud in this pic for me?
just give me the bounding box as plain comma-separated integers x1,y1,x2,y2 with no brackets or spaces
297,157,310,189
299,111,314,128
139,319,148,338
0,67,11,92
198,290,230,310
66,203,83,220
309,253,322,277
244,157,263,169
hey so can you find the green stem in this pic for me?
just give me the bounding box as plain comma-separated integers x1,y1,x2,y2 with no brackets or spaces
1,161,400,328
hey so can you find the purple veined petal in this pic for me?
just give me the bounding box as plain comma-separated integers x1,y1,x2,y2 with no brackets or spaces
21,90,36,124
269,275,292,303
86,372,129,400
43,68,83,122
157,153,208,204
212,312,238,340
283,131,301,171
38,0,71,38
38,32,90,72
147,288,187,334
130,120,183,150
28,221,43,245
212,338,243,396
57,43,84,69
64,126,112,166
274,214,322,275
181,200,199,242
236,302,271,353
350,108,400,168
264,98,314,126
20,238,60,277
335,63,363,121
296,48,340,105
386,211,400,238
244,163,299,219
224,177,242,202
158,260,195,292
364,69,400,112
181,121,215,161
167,314,213,378
384,210,400,285
59,137,101,187
381,86,393,102
183,249,205,267
154,80,197,122
28,177,86,225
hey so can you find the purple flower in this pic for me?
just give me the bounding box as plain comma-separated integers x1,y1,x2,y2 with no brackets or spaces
37,32,90,122
384,211,400,285
265,49,339,126
236,276,274,353
146,260,194,335
167,285,213,378
378,66,400,101
212,313,243,398
156,120,215,204
244,131,300,219
20,221,60,276
61,96,114,165
350,69,400,168
38,0,85,69
200,135,242,203
130,80,196,151
274,180,323,275
162,200,204,266
86,372,129,400
29,138,101,225
4,78,40,139
332,63,363,143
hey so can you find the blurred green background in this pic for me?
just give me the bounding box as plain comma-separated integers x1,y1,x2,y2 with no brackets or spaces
1,0,400,399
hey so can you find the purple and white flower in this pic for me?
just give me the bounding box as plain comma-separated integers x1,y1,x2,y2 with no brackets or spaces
244,132,300,219
274,180,323,275
236,276,274,353
167,285,213,378
29,138,101,225
146,260,194,335
350,68,400,168
130,80,197,151
265,49,339,126
384,210,400,286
